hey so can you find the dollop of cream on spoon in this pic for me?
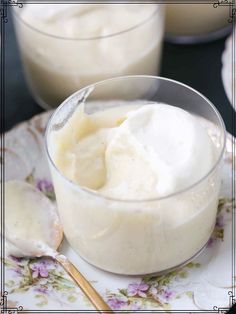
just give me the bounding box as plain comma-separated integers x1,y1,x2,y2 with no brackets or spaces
3,180,113,313
4,180,63,257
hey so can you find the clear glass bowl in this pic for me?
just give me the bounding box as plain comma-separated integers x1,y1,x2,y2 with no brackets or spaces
12,4,164,109
165,4,231,44
46,76,226,275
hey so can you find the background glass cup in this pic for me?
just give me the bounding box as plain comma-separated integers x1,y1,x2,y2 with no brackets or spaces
165,4,231,44
46,76,226,275
12,4,164,110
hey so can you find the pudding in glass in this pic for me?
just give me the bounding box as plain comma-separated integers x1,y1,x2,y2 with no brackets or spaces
46,76,226,275
13,4,164,108
166,4,230,43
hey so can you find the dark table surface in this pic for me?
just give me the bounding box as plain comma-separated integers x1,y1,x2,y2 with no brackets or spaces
4,12,235,136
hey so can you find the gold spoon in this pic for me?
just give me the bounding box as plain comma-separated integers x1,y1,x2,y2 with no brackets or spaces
55,254,112,313
4,180,113,313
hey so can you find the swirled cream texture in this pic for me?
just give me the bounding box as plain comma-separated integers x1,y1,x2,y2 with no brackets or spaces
52,103,216,199
13,4,164,107
49,102,221,274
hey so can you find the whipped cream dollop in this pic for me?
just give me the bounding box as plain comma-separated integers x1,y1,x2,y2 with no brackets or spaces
102,104,215,198
51,102,216,199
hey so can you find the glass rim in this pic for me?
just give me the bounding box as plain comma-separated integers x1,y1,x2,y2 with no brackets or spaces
45,75,227,203
165,24,232,44
12,4,160,41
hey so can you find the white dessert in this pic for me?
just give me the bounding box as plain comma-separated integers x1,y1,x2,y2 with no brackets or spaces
13,4,164,108
53,103,216,198
101,105,215,198
166,4,229,36
48,102,221,274
4,180,63,257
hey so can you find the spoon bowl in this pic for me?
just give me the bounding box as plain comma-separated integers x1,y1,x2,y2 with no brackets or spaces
4,180,113,313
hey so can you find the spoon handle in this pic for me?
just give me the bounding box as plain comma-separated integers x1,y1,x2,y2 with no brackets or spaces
55,254,113,313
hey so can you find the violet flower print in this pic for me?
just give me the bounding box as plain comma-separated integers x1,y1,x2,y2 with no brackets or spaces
34,285,49,294
36,179,55,200
107,297,127,310
9,255,22,263
216,215,224,228
30,261,49,279
36,179,53,193
8,256,28,277
34,283,53,295
160,289,174,302
127,282,149,298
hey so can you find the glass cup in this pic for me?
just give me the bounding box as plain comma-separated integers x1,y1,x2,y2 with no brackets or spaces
165,4,231,44
12,3,164,109
45,76,226,275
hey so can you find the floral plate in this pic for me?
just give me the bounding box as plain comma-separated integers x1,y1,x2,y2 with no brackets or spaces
2,111,236,313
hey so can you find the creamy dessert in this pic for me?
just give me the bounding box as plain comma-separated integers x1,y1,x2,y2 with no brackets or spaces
13,4,164,108
48,101,222,275
4,180,63,257
52,103,216,199
166,4,229,38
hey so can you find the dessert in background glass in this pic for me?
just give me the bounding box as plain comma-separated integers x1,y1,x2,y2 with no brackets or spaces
166,4,230,44
46,76,226,275
12,4,164,109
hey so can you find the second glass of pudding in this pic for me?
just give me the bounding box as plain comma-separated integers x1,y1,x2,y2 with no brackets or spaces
165,3,230,44
12,3,164,109
46,76,226,275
